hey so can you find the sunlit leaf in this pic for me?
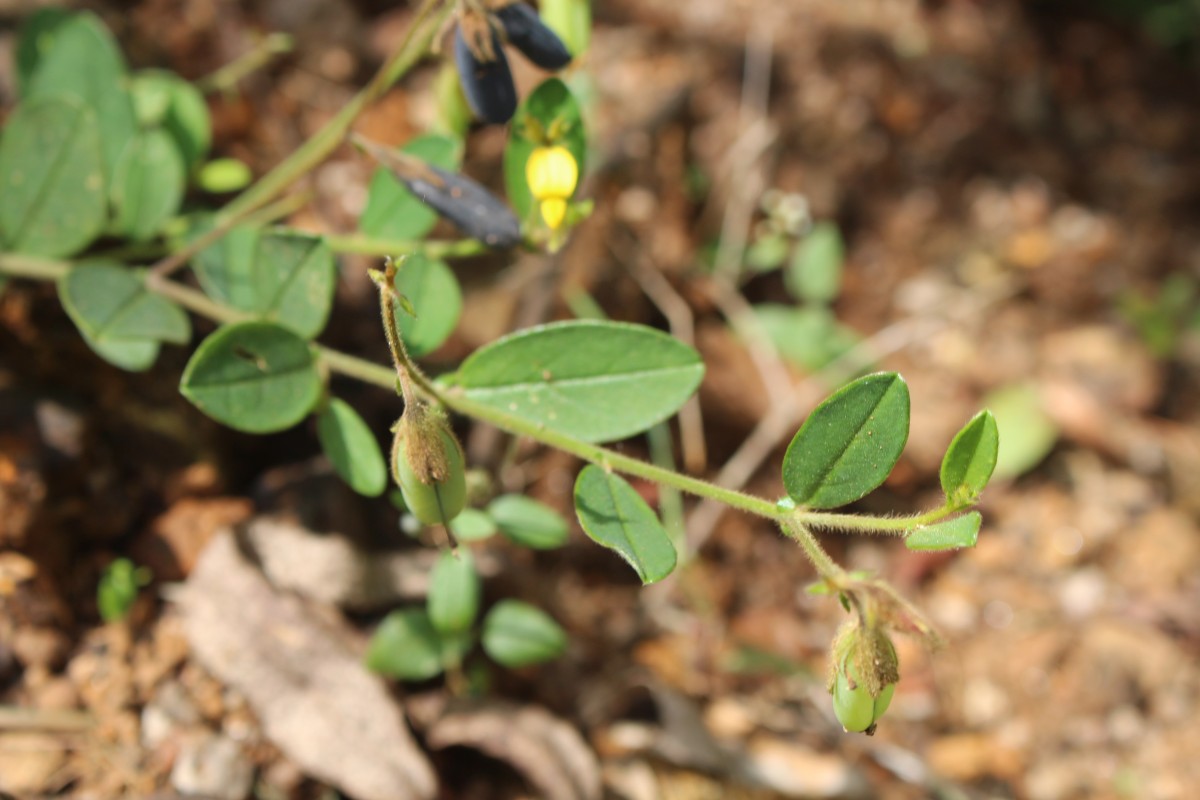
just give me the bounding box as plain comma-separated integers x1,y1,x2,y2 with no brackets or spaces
481,600,566,668
905,512,982,551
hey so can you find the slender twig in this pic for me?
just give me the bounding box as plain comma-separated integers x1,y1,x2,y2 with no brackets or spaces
218,0,452,222
196,32,295,94
323,234,490,260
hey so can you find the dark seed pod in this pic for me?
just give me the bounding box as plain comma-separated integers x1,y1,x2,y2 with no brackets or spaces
454,27,517,125
495,3,573,71
355,137,523,248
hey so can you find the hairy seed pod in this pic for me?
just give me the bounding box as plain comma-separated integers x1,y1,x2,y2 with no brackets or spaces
392,424,467,526
454,26,517,124
495,3,573,71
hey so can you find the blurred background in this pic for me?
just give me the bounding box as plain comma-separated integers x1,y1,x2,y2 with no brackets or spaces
2,0,1199,798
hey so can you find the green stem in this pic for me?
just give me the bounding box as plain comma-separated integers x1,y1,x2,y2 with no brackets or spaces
779,517,844,582
218,0,453,223
799,504,958,535
196,33,294,94
0,253,70,281
324,234,489,260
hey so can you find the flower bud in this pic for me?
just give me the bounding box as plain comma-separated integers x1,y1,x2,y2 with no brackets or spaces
391,408,467,526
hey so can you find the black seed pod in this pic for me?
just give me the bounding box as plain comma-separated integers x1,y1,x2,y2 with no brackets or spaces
454,27,517,125
355,137,523,248
496,3,573,71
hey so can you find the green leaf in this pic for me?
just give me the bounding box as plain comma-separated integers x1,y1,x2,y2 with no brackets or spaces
481,600,567,668
448,509,498,542
132,70,211,168
112,128,186,241
782,372,910,509
179,321,321,433
487,494,569,550
573,466,676,584
192,226,336,340
786,221,844,303
16,8,73,97
97,557,151,623
427,550,481,636
752,304,863,372
451,320,704,443
940,410,999,503
393,255,462,357
539,0,591,57
26,12,137,178
905,512,982,551
504,79,586,222
197,158,253,193
0,97,106,257
745,233,791,272
317,398,388,497
59,261,191,372
365,609,446,681
985,383,1058,479
359,134,461,240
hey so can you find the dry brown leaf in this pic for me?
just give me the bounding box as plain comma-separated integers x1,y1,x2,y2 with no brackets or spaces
427,700,602,800
180,532,437,800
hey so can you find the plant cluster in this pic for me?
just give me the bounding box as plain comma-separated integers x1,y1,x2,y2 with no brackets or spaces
0,0,997,733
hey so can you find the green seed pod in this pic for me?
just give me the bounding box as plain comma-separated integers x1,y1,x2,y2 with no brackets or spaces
833,659,895,733
391,413,467,526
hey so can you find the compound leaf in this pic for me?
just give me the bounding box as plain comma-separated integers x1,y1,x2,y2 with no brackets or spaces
782,372,910,509
450,320,704,444
573,466,676,584
179,321,320,433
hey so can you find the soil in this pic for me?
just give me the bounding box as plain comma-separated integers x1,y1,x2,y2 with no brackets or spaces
2,1,1200,799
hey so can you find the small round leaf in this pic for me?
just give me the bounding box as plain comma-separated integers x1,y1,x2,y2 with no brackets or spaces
427,550,481,636
393,255,462,357
481,600,567,668
365,609,445,681
317,398,388,497
179,321,321,433
573,466,676,584
487,494,569,550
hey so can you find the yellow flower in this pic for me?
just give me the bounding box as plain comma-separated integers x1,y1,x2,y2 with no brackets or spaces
525,145,578,229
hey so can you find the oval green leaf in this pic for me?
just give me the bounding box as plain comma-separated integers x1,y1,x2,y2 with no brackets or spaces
59,261,191,371
487,494,569,550
26,12,136,178
317,398,387,497
427,550,481,636
940,410,999,504
481,600,567,668
448,509,498,542
573,465,676,584
113,128,186,241
365,609,445,681
782,372,910,509
786,221,844,303
359,134,461,240
179,321,321,433
753,304,863,372
16,8,73,97
905,511,982,552
504,78,586,222
451,320,704,443
393,254,462,357
192,226,336,340
986,383,1058,479
0,97,106,257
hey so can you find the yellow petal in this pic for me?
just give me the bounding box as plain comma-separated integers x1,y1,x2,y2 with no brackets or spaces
540,197,568,229
526,145,578,200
